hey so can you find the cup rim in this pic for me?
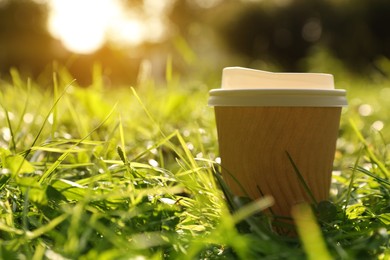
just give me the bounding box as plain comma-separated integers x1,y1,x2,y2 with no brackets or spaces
208,88,348,107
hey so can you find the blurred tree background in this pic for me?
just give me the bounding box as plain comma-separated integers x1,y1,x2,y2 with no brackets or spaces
0,0,389,86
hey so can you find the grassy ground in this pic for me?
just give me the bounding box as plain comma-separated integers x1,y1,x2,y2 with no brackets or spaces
0,61,389,259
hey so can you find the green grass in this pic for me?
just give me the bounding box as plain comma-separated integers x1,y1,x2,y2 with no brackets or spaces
0,62,389,259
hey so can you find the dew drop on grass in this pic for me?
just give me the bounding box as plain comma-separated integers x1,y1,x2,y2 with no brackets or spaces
146,142,158,154
63,133,72,139
159,197,176,205
215,157,221,164
1,168,11,174
45,249,65,260
149,159,159,167
48,113,54,125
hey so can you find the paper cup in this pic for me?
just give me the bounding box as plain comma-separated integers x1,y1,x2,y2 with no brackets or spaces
209,67,347,218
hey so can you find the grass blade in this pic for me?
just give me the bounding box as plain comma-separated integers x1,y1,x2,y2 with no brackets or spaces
38,103,117,184
292,203,332,260
344,147,363,220
231,196,274,224
14,78,31,137
286,151,318,206
21,80,74,160
26,213,68,240
355,166,390,186
349,119,389,178
51,72,59,139
1,105,16,154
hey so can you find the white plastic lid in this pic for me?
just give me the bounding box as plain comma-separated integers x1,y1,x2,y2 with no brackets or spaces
221,67,334,89
209,67,347,107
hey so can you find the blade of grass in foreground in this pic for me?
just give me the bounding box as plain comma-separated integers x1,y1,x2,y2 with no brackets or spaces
292,203,332,260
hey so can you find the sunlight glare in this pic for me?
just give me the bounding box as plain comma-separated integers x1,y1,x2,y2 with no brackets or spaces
146,17,167,42
48,0,163,54
48,0,119,54
110,14,145,46
190,0,223,9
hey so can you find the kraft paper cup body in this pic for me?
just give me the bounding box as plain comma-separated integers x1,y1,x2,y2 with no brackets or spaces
209,67,347,218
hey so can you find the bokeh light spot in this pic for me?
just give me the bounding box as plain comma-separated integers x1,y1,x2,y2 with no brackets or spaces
358,104,373,116
372,120,384,131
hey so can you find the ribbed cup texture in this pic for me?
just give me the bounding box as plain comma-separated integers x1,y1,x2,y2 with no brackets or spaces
215,106,342,217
